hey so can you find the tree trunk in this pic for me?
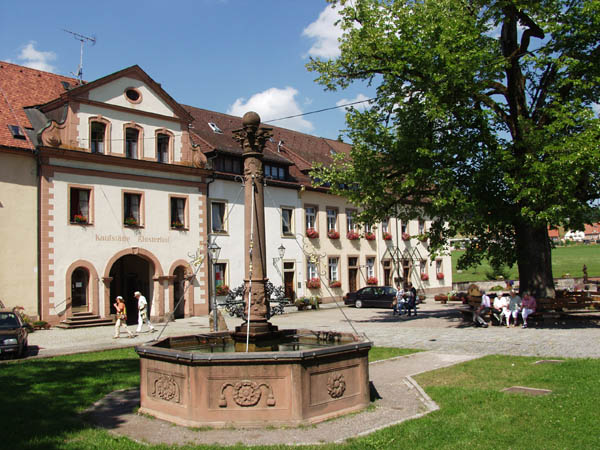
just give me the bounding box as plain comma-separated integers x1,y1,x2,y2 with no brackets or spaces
515,222,555,299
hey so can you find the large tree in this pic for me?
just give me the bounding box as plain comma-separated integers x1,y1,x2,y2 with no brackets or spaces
308,0,600,298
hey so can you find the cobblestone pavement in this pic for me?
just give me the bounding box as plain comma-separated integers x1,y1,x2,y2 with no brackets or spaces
15,298,600,360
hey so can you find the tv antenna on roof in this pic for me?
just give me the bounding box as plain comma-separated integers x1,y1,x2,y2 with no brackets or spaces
63,29,96,83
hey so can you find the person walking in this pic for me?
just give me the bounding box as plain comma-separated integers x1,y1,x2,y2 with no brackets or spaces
393,285,406,316
135,291,156,333
113,296,135,339
406,283,417,317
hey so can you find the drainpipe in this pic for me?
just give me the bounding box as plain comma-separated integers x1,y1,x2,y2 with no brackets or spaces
205,155,216,319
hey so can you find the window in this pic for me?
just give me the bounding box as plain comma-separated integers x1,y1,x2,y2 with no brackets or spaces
170,197,187,229
90,122,106,153
420,260,427,273
7,125,26,140
70,187,91,224
214,263,227,288
305,206,316,230
348,257,358,268
281,207,294,235
436,260,443,273
346,209,357,232
124,192,143,227
208,122,223,134
418,220,425,234
326,208,338,231
382,218,389,233
307,260,318,280
125,88,142,103
365,223,373,233
211,201,226,233
215,156,242,174
401,221,407,234
265,164,285,180
157,133,170,163
366,257,375,278
328,257,339,282
125,128,139,159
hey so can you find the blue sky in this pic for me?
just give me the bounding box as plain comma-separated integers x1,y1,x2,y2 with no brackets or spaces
0,0,373,140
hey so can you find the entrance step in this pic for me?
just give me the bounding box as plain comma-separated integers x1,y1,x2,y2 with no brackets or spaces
56,312,114,329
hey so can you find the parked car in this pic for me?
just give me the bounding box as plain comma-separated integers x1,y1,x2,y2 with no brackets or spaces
0,309,29,358
343,286,397,309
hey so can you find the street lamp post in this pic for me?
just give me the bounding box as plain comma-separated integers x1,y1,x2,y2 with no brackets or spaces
208,240,221,332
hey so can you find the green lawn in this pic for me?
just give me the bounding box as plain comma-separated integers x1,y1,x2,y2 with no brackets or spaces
2,349,599,449
452,244,600,283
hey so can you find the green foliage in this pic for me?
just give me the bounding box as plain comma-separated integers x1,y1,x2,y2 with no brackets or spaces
308,0,600,296
485,261,512,281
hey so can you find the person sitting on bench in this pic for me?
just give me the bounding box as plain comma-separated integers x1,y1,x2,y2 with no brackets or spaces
473,290,491,327
521,292,536,329
492,292,509,325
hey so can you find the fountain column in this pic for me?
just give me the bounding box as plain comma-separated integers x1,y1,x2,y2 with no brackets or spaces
232,112,278,341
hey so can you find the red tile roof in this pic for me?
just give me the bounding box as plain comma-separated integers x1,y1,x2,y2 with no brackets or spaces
584,223,600,236
0,61,78,150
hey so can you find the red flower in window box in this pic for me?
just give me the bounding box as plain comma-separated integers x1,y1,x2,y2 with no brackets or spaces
420,273,429,281
307,278,321,289
124,217,139,227
327,230,340,239
72,214,88,224
436,272,445,280
364,232,376,241
366,277,378,285
382,232,392,241
171,220,185,229
347,231,360,240
216,284,230,296
402,232,411,241
306,228,319,239
329,280,342,288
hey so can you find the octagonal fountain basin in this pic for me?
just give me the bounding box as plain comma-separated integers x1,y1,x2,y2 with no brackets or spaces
135,329,372,428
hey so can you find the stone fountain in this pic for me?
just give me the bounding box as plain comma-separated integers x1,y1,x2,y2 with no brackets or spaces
135,112,371,428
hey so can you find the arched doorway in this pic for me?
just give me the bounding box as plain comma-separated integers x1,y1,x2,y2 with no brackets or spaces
71,267,89,312
173,266,186,319
109,255,153,325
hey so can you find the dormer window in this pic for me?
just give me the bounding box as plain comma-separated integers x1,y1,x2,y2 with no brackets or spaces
208,122,223,134
125,128,139,159
90,122,106,153
265,164,285,180
157,133,170,163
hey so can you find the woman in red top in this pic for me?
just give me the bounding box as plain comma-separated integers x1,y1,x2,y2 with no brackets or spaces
521,292,536,329
113,296,135,338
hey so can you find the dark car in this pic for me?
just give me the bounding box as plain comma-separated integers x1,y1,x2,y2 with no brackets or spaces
343,286,397,309
0,309,29,358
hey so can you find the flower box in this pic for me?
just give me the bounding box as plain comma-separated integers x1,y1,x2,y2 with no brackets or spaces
171,221,185,229
347,231,360,240
124,217,139,227
216,285,230,296
436,272,445,280
402,232,411,241
417,234,428,243
382,232,392,241
364,232,376,241
72,214,88,224
306,228,319,239
307,278,321,289
420,273,429,281
329,281,342,288
366,277,378,285
327,230,340,240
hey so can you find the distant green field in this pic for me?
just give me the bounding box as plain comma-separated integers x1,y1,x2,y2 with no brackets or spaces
452,244,600,283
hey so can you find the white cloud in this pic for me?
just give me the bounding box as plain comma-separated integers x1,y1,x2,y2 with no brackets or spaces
227,87,314,133
336,93,372,113
302,4,343,59
16,41,57,72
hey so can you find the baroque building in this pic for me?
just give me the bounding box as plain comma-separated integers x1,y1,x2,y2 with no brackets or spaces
0,61,451,325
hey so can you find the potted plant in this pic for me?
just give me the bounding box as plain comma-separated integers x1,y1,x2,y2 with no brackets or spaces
216,284,230,296
347,231,360,240
329,280,342,288
306,227,319,239
436,272,445,280
382,232,392,241
327,230,340,239
402,232,411,241
307,278,321,289
124,216,139,227
364,232,376,241
417,234,428,243
72,214,88,224
171,220,185,229
420,272,429,281
366,276,378,285
295,297,310,310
